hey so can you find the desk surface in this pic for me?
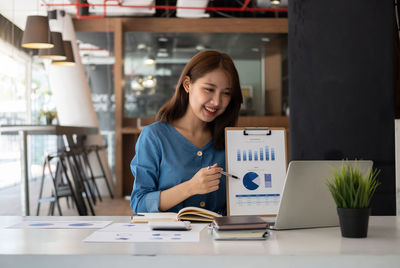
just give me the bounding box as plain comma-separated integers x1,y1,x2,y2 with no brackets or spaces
0,124,98,135
0,216,400,268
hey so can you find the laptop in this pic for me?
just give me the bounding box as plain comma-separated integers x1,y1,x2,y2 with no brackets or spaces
269,160,373,230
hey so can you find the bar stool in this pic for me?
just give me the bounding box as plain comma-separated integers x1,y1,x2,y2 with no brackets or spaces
63,147,96,216
85,144,114,199
75,146,102,204
36,152,80,216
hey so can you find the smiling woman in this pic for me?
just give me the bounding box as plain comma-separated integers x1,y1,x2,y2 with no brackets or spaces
130,50,242,215
74,18,289,199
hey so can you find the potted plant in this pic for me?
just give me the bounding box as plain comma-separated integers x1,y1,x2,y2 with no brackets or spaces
37,109,58,125
326,161,380,238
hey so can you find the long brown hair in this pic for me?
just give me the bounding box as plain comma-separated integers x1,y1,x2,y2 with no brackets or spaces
156,50,243,150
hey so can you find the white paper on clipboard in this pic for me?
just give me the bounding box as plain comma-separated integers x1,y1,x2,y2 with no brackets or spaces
225,127,287,216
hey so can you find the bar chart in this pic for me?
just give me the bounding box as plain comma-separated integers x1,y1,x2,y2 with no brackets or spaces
236,146,276,162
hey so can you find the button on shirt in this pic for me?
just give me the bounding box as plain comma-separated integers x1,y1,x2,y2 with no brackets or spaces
130,122,226,214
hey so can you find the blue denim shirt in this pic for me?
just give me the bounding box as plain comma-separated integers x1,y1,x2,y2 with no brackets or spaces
130,121,226,214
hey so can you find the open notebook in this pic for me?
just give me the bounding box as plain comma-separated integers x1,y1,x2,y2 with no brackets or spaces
130,206,221,223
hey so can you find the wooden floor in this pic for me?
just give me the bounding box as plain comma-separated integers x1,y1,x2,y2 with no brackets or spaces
0,178,132,216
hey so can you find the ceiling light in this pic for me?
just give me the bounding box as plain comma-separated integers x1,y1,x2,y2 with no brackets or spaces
38,32,66,61
21,16,54,49
195,45,205,51
261,37,270,42
52,41,75,66
157,51,169,58
157,48,169,58
158,37,168,42
137,43,146,50
155,68,172,76
144,55,156,65
142,76,157,88
271,0,281,5
131,79,144,91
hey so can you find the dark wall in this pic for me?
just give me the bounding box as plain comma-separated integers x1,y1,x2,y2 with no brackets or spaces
289,0,395,215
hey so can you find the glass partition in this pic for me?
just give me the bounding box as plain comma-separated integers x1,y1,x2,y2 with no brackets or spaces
76,32,115,171
123,32,288,118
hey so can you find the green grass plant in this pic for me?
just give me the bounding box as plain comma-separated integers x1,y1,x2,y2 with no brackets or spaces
326,161,380,209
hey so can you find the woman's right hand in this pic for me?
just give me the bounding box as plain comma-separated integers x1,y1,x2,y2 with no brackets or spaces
188,163,222,195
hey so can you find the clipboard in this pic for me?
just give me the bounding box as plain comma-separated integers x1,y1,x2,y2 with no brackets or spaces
224,127,288,216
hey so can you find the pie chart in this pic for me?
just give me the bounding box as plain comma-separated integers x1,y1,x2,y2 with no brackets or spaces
243,172,260,190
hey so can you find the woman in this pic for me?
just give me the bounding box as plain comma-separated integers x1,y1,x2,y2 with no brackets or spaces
130,50,243,214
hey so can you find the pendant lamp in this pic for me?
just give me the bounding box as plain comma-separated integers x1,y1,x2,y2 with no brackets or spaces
52,40,75,66
38,32,66,61
144,55,156,66
21,16,54,49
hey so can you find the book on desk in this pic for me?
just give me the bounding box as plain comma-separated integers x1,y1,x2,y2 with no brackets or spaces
211,215,270,240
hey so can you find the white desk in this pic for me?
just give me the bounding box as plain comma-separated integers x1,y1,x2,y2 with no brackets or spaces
0,125,98,216
0,216,399,268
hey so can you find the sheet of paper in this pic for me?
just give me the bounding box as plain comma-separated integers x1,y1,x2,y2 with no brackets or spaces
98,222,152,232
83,224,207,243
8,220,112,229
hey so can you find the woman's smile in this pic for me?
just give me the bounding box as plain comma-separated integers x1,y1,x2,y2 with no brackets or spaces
204,105,218,115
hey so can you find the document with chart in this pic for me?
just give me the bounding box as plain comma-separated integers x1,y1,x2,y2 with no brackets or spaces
225,127,287,216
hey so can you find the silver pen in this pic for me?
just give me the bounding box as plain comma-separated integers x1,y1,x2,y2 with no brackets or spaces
219,170,239,179
206,166,239,179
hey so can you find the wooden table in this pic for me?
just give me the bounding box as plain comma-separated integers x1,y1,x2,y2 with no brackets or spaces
0,125,98,216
